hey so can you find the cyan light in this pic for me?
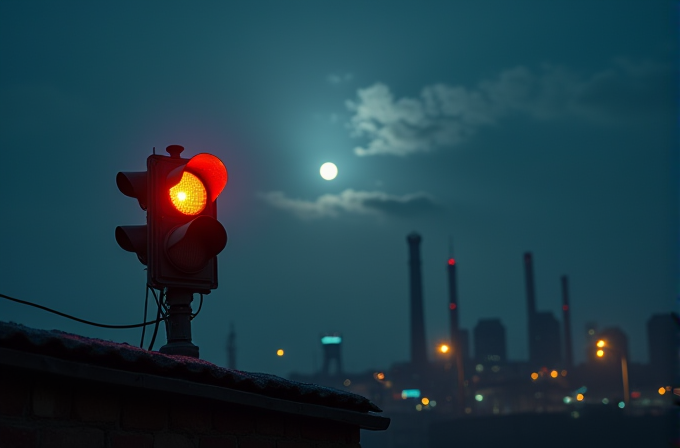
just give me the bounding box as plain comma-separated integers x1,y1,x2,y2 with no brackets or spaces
401,389,421,399
321,336,342,345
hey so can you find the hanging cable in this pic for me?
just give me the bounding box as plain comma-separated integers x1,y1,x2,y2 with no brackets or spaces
139,285,150,347
148,285,168,316
147,288,165,351
191,294,204,319
0,293,164,329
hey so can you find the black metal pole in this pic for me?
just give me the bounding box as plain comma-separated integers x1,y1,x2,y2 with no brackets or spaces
160,287,199,358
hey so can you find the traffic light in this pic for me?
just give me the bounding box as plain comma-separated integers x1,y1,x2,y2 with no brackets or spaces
116,145,228,358
116,145,228,293
116,171,148,265
148,145,227,292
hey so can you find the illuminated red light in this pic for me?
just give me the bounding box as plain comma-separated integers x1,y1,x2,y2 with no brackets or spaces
448,258,455,265
449,303,457,310
630,391,641,399
562,305,569,311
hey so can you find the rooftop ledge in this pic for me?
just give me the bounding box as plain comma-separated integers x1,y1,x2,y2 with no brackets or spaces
0,321,389,431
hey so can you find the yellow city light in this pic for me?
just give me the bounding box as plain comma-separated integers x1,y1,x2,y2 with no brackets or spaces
276,349,284,356
596,349,604,358
550,370,558,378
377,372,385,380
576,394,584,401
169,171,207,215
421,397,430,406
658,387,666,395
439,344,450,354
596,340,605,348
530,372,539,380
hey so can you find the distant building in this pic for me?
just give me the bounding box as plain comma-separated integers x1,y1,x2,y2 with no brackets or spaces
532,311,562,368
460,328,471,362
474,319,507,363
407,233,428,369
647,314,679,383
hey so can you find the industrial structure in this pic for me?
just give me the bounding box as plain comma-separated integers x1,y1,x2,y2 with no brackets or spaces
289,232,676,439
407,233,428,369
524,252,562,369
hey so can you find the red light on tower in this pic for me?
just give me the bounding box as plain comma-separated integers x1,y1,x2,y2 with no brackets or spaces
448,258,455,266
562,305,569,311
449,303,457,310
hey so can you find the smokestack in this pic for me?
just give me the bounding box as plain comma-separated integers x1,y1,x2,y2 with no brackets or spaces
407,233,428,367
561,276,573,369
524,252,537,363
446,255,460,354
524,252,537,317
447,248,466,416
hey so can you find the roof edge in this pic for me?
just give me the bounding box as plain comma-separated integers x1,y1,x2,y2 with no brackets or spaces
0,348,390,431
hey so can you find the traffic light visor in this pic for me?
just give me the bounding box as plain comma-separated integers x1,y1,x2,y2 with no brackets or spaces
116,171,148,210
166,216,227,273
115,225,147,265
167,153,227,203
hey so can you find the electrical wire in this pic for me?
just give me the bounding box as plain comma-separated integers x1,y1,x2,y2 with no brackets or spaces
191,294,204,319
139,285,150,347
148,286,168,316
147,288,165,351
0,292,164,329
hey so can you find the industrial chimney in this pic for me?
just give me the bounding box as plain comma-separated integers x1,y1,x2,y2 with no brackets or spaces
407,233,428,367
447,249,466,415
446,255,460,355
561,276,573,369
524,252,538,364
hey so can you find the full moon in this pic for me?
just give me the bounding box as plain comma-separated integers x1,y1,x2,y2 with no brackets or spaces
320,162,338,180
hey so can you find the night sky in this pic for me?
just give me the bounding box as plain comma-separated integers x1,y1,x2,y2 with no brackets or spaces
0,1,677,379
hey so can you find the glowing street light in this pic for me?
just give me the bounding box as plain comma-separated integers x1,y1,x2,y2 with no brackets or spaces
276,349,284,357
438,344,450,354
595,339,629,407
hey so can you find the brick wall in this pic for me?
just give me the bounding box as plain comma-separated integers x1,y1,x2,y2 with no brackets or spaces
0,370,361,448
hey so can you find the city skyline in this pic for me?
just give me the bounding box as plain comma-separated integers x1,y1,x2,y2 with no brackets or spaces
0,1,676,378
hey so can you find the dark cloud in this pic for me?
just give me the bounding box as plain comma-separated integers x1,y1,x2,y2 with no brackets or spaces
346,60,674,156
574,59,676,124
259,189,438,219
362,193,439,217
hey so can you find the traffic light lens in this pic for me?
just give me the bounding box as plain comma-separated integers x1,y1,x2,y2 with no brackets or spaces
169,172,207,215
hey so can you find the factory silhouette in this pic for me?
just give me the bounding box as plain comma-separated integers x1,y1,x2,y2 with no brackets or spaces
233,232,677,447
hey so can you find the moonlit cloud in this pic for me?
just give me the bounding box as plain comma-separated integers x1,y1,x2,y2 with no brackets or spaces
259,189,437,219
346,60,673,156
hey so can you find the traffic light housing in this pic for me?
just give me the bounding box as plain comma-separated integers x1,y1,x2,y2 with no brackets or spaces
116,145,228,293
